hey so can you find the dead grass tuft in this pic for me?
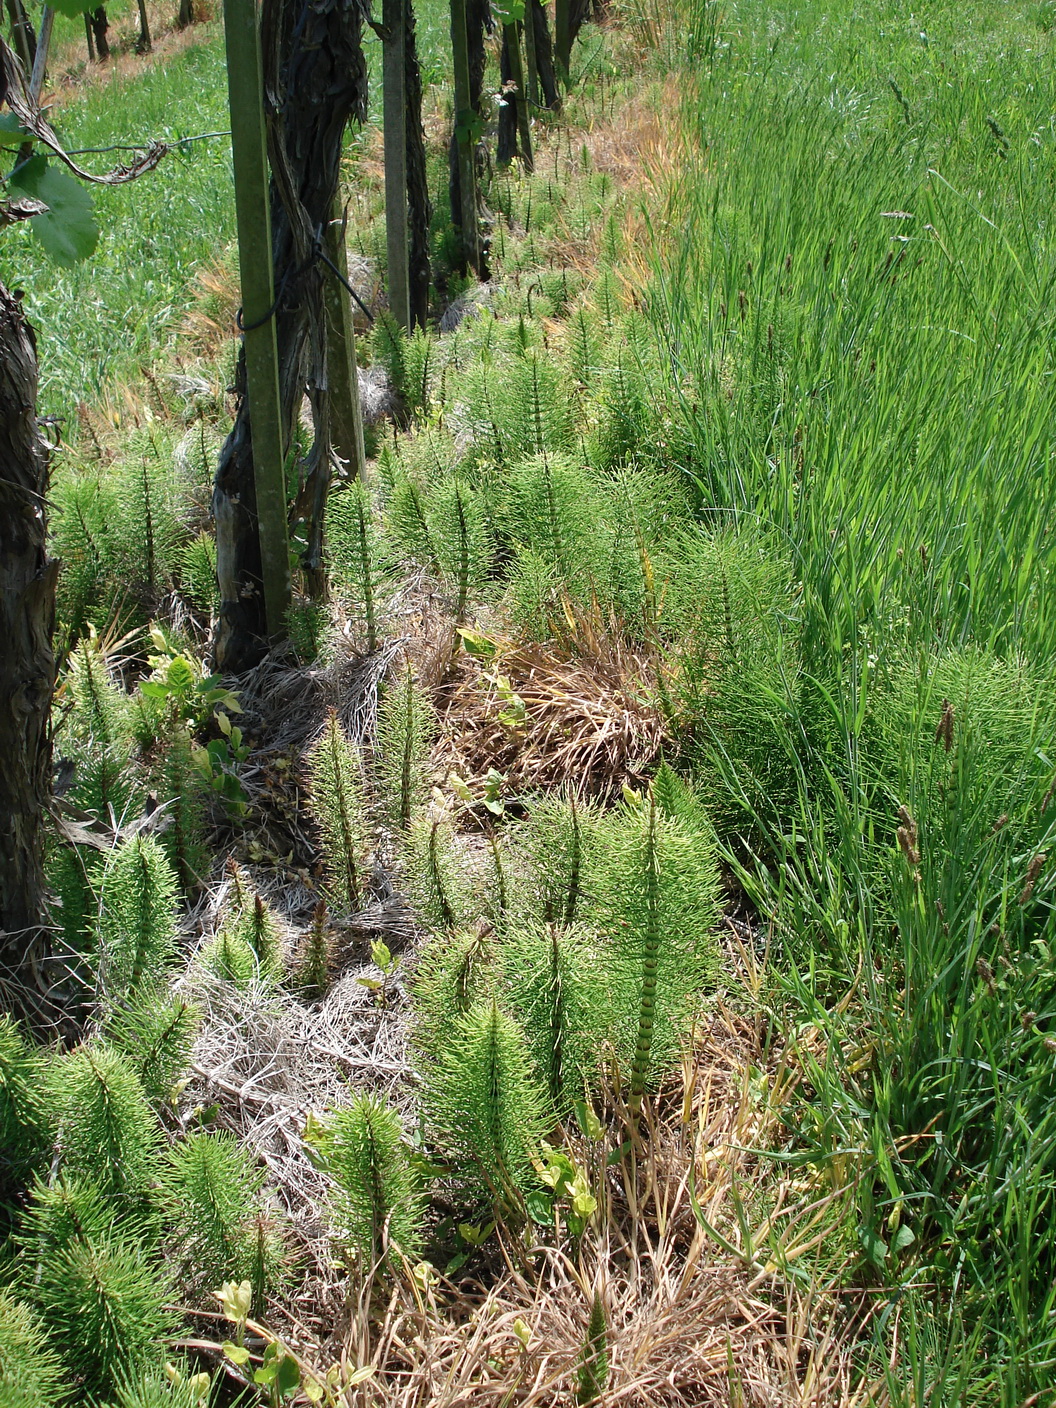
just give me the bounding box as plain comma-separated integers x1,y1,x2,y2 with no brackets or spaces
277,1000,874,1406
438,630,669,801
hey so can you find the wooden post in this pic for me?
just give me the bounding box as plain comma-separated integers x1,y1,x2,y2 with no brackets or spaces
135,0,151,51
324,210,367,482
522,1,539,109
222,0,291,641
84,13,95,61
28,6,53,103
505,20,532,169
382,0,410,330
450,0,480,274
6,0,36,74
554,0,570,85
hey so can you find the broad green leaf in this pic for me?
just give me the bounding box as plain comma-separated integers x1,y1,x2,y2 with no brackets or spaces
49,0,93,18
493,0,525,20
456,626,497,656
166,655,197,692
371,939,393,971
275,1352,301,1396
891,1224,916,1254
0,114,30,149
526,1188,555,1225
454,107,487,146
858,1225,888,1265
8,157,98,267
221,1342,251,1367
574,1099,604,1141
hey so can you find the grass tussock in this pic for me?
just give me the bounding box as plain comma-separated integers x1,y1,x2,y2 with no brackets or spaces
440,631,669,800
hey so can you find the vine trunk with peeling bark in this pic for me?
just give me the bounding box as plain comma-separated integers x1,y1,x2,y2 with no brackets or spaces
212,0,367,672
0,284,55,1016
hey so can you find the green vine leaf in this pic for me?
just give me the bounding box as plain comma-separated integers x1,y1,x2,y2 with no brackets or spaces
8,156,99,266
50,0,93,18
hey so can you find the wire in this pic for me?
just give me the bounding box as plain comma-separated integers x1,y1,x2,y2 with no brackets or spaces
62,129,231,157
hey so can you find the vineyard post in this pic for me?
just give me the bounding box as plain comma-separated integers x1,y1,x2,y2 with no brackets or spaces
450,0,480,273
221,0,291,641
383,0,411,330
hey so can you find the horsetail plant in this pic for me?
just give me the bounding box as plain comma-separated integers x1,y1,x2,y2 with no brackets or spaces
402,813,469,934
291,900,334,1000
587,788,720,1122
375,662,436,827
307,711,368,914
47,1044,160,1201
499,921,603,1114
31,1230,175,1401
412,927,496,1049
419,1001,552,1217
308,1093,424,1269
160,1131,284,1308
97,835,179,1001
575,1290,609,1407
102,992,200,1104
0,1291,66,1406
327,481,384,652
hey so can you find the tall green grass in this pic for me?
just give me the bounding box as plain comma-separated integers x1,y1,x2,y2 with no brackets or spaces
656,0,1056,1396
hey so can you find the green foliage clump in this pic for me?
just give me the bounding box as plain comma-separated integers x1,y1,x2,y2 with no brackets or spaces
62,635,139,823
385,470,438,573
306,712,369,914
48,841,102,970
178,530,219,619
587,791,720,1112
290,901,335,1001
52,472,111,646
0,1015,49,1200
109,1362,212,1408
310,1094,424,1267
661,527,799,831
327,482,386,651
499,922,604,1114
419,1002,552,1214
412,928,495,1049
150,719,209,896
513,794,596,927
160,1131,283,1307
19,1173,120,1257
201,886,285,988
97,836,179,1001
110,433,185,610
428,479,491,621
374,664,436,827
500,350,575,460
402,814,471,934
199,924,257,987
48,1044,160,1201
575,1291,609,1408
32,1232,174,1400
0,1290,66,1408
103,993,200,1105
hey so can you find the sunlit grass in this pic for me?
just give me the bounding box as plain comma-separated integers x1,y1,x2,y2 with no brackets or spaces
652,0,1056,1395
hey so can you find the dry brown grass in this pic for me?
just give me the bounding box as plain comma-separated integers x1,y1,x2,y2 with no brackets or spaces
248,991,878,1407
437,628,669,801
